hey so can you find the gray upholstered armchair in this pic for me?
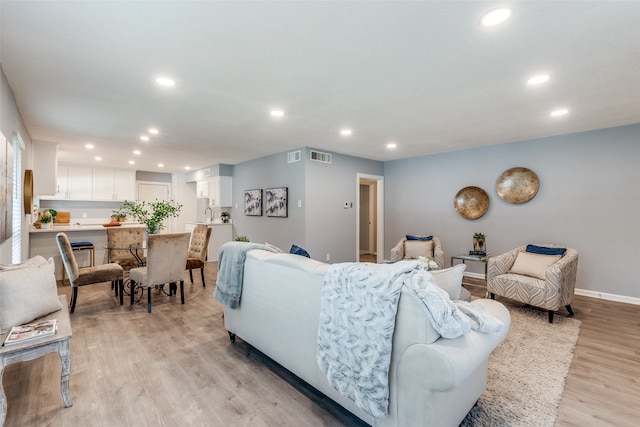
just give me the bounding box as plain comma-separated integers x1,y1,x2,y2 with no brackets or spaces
390,235,445,269
487,244,578,323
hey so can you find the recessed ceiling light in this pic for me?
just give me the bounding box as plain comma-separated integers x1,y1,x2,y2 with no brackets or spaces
128,160,135,165
270,110,285,117
158,163,164,168
550,108,569,117
148,128,159,134
140,135,150,141
340,129,352,136
133,150,141,155
481,8,512,26
85,143,94,149
528,74,550,85
185,166,191,170
155,77,175,87
94,156,102,161
387,142,397,149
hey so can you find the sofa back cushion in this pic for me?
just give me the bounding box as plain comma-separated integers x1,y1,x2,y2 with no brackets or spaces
430,264,466,300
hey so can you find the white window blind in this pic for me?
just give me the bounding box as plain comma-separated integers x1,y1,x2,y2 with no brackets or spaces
11,133,24,263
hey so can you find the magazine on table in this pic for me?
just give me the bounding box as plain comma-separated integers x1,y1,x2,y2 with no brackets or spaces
3,319,58,346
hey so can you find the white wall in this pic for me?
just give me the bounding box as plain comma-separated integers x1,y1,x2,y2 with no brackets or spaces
384,124,640,300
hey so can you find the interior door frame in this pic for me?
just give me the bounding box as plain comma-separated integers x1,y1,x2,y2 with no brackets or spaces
356,173,384,263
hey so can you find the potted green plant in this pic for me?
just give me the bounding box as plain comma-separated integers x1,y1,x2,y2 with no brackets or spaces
235,235,249,242
473,232,486,251
111,206,127,222
39,210,53,229
220,211,230,223
48,209,57,223
122,199,182,234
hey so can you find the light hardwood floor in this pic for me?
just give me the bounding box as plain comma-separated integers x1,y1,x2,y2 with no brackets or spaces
2,264,639,426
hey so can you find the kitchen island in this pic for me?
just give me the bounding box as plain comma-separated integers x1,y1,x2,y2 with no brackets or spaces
30,223,145,281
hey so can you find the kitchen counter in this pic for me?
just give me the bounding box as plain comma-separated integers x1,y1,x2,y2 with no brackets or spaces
184,222,232,261
30,223,144,233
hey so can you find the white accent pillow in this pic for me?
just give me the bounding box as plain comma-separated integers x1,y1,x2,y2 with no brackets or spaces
509,251,562,280
430,263,466,300
404,240,434,259
0,257,63,331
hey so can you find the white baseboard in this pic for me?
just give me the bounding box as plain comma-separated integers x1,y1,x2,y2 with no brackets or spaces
462,273,640,306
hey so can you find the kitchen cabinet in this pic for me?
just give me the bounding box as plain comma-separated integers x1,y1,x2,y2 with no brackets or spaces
32,141,58,196
43,165,135,201
209,176,232,207
196,180,209,198
93,168,136,201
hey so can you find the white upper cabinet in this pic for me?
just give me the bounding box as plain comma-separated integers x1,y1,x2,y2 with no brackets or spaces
196,180,209,198
93,168,136,201
209,176,232,207
32,141,58,196
42,164,135,201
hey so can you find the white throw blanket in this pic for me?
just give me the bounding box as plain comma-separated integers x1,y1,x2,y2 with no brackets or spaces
317,261,503,419
214,242,276,309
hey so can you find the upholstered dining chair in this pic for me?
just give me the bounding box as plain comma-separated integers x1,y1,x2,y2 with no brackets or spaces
390,235,445,269
128,233,190,313
56,232,124,313
185,225,212,287
106,226,146,296
487,243,578,323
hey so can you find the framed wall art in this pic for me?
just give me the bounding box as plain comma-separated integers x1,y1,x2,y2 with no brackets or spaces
265,187,288,218
244,189,263,216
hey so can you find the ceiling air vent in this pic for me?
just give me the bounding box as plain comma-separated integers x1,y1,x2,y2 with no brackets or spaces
203,168,211,177
287,150,301,163
310,150,332,164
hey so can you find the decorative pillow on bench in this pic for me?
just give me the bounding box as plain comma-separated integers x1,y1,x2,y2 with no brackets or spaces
0,256,63,330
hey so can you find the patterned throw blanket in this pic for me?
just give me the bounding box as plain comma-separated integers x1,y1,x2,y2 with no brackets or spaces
317,261,502,419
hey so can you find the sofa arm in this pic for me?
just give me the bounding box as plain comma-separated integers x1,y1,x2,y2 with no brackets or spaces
390,239,406,262
487,246,523,279
398,299,510,392
546,249,579,306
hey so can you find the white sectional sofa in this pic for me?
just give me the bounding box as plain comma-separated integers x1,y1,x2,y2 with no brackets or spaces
222,249,510,427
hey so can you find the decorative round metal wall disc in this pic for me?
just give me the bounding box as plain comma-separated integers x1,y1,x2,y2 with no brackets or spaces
496,167,539,204
454,186,490,219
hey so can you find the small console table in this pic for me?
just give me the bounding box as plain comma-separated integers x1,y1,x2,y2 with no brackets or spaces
451,254,489,297
0,295,73,425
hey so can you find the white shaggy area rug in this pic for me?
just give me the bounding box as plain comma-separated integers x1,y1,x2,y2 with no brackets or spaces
460,304,581,427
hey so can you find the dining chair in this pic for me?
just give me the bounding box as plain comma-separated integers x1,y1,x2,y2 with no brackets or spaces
128,233,190,313
56,232,124,313
185,225,212,287
106,226,147,297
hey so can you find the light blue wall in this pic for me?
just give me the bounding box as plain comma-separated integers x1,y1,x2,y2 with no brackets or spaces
230,150,306,250
230,147,383,262
384,123,640,298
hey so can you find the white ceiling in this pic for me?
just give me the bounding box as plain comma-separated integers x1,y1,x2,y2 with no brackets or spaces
1,1,639,173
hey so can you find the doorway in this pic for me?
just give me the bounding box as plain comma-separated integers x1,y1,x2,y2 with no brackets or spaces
356,174,384,263
137,181,174,233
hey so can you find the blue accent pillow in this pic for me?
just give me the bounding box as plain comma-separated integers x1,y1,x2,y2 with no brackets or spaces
290,244,310,258
406,235,433,241
526,244,566,256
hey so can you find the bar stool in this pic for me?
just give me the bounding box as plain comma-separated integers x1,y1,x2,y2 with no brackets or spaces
61,241,95,285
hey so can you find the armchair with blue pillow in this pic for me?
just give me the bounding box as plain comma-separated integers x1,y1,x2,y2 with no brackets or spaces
487,243,578,323
390,234,445,269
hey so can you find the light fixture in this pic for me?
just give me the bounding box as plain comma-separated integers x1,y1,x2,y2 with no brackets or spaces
386,142,397,149
94,156,102,161
550,108,569,117
140,135,150,141
148,128,159,134
155,77,175,87
85,143,94,149
270,109,285,117
340,129,352,136
133,150,141,155
481,8,512,26
528,74,550,85
185,166,191,170
158,163,164,168
128,160,135,165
